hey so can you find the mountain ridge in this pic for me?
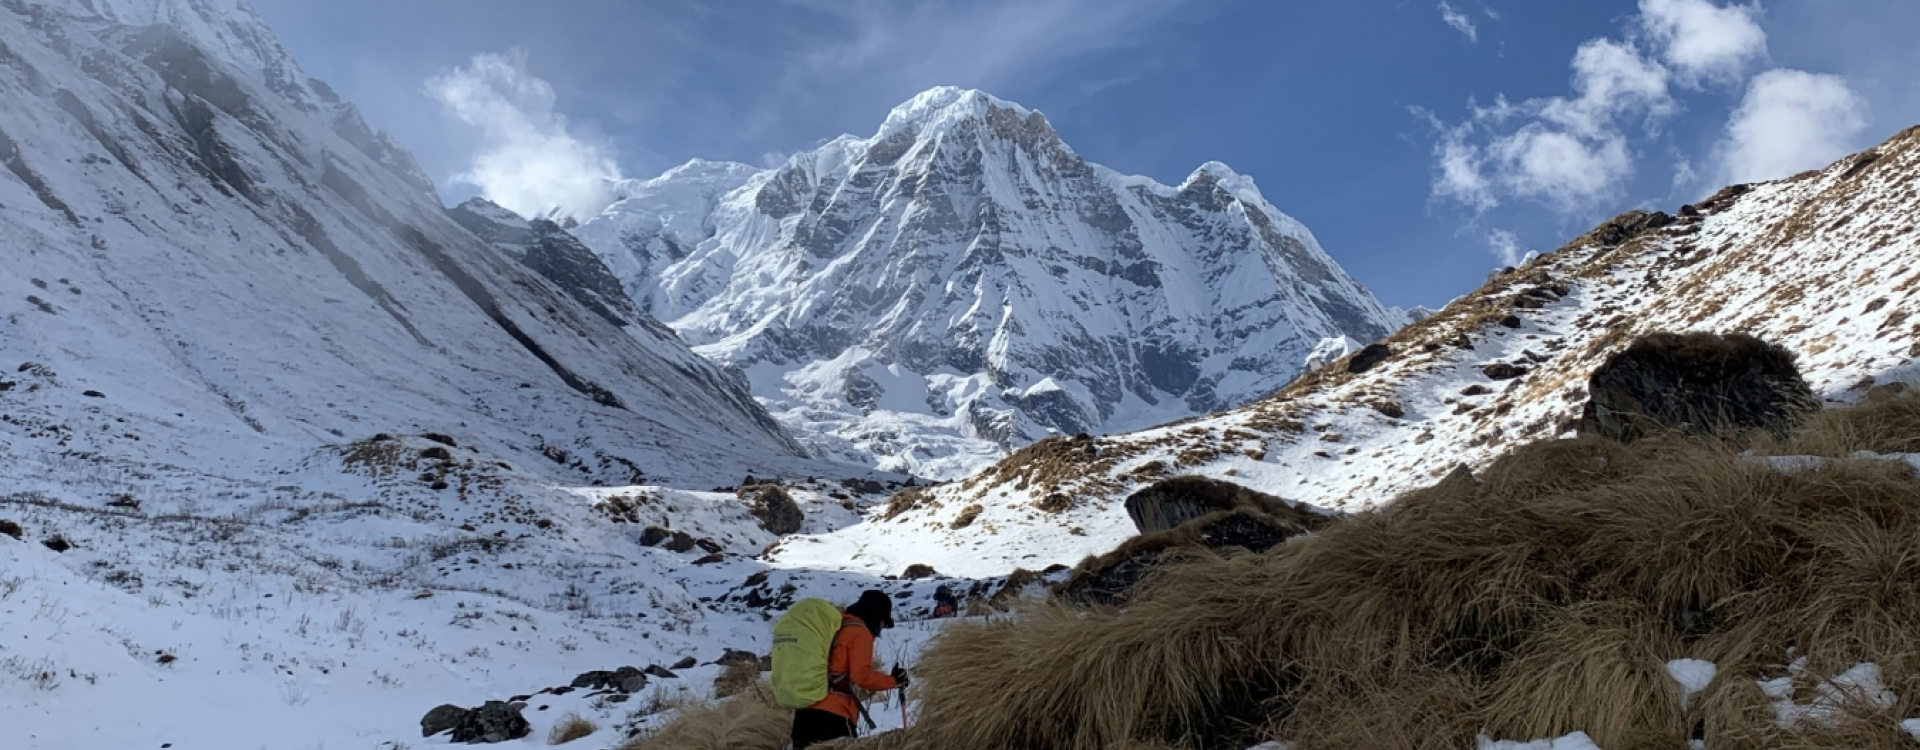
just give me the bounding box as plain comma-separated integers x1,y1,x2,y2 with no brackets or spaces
769,123,1920,578
573,85,1399,478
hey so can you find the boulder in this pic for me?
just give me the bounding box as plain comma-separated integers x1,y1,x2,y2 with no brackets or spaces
1578,332,1816,444
1058,509,1315,608
448,701,530,743
571,666,647,693
1122,476,1323,535
644,664,678,679
665,531,697,553
639,526,671,547
421,704,466,737
1481,362,1528,380
1346,343,1393,374
741,484,804,535
0,519,21,540
715,649,760,668
671,656,698,670
902,563,937,579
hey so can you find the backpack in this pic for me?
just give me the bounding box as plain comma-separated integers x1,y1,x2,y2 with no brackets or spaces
770,598,844,709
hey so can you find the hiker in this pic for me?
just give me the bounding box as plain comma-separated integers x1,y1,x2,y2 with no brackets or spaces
931,585,957,618
790,590,908,749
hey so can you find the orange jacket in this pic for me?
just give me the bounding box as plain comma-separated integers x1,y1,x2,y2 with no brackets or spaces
809,613,898,721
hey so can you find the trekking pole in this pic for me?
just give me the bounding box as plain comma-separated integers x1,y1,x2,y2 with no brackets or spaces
899,685,909,729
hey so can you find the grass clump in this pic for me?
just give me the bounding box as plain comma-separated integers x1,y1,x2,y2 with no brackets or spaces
617,682,789,750
547,713,597,745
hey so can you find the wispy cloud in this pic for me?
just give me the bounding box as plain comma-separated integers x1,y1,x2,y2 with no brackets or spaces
1487,228,1527,266
1426,0,1868,220
1439,1,1479,43
1638,0,1767,87
789,0,1190,93
1429,38,1671,214
1714,69,1869,184
425,50,622,221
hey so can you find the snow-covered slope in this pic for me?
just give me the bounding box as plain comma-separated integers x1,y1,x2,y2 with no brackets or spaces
785,124,1920,579
0,3,949,746
573,87,1397,479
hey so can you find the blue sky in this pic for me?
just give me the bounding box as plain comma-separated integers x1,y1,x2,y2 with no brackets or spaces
249,0,1920,309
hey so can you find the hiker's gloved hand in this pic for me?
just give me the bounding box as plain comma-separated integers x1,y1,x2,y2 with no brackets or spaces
891,665,911,688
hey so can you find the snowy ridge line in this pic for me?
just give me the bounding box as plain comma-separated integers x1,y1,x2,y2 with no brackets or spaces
571,85,1399,480
792,123,1920,579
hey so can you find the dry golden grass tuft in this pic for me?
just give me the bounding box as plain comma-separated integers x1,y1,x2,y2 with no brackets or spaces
886,391,1920,750
616,682,789,750
546,713,597,745
712,659,763,700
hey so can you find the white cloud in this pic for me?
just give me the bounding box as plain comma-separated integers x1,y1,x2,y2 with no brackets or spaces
1439,1,1478,43
1714,69,1870,184
1430,39,1671,213
425,50,623,221
1488,228,1527,266
1638,0,1768,87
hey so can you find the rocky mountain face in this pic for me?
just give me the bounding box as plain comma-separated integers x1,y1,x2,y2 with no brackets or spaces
782,124,1920,578
0,0,813,490
573,87,1398,478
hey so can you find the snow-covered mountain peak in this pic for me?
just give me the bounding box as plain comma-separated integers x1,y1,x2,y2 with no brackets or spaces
878,86,1037,134
572,88,1397,478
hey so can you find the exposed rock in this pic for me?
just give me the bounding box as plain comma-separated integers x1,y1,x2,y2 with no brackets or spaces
1460,384,1491,396
421,704,467,737
448,701,530,744
1346,343,1393,374
741,484,803,535
902,563,938,579
692,553,724,565
571,666,647,694
639,527,671,547
421,433,458,447
1584,209,1675,247
1122,476,1322,535
644,664,678,679
671,656,698,670
715,649,760,668
420,446,452,462
43,535,71,552
0,520,21,540
665,531,697,553
1057,509,1316,608
1577,332,1816,444
1481,363,1529,381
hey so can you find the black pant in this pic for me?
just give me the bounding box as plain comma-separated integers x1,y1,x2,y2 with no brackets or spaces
791,708,855,749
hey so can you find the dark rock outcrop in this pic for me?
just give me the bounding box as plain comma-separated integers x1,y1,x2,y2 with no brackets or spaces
1346,343,1393,374
420,704,466,737
1578,332,1816,444
1057,509,1317,608
1122,476,1322,535
448,701,530,744
741,484,804,535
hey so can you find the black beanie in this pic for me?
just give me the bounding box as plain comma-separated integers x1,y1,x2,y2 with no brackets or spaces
847,589,894,631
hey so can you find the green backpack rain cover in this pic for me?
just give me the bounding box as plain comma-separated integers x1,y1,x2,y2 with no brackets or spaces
771,598,843,709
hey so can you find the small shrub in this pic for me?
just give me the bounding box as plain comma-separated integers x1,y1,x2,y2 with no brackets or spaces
713,659,761,699
949,505,983,530
618,682,787,750
547,713,596,745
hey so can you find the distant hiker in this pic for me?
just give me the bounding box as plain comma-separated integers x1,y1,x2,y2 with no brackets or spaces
932,585,957,618
778,590,906,749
